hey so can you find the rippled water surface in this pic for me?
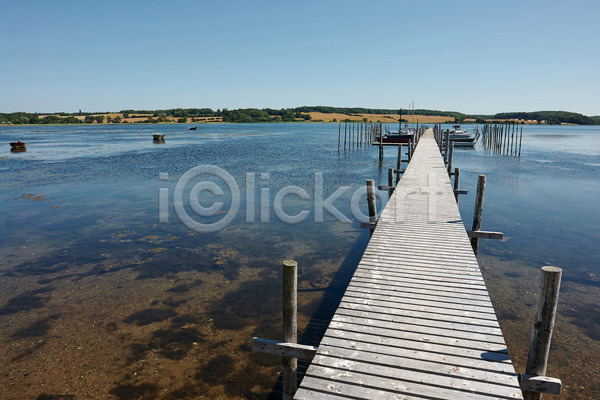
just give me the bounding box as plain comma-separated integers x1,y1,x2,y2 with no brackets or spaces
0,123,598,399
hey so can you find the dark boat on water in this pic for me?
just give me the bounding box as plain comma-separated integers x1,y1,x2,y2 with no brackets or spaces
10,141,27,152
379,132,414,144
188,126,197,130
152,134,165,142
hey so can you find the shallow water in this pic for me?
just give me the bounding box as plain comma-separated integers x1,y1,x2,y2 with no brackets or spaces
0,123,598,399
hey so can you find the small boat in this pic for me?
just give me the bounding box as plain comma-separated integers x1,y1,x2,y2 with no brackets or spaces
152,134,165,141
10,141,27,152
450,136,476,143
380,132,414,144
453,141,476,148
451,124,469,135
188,126,197,130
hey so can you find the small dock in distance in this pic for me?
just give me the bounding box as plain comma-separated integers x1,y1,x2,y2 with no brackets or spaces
295,129,523,399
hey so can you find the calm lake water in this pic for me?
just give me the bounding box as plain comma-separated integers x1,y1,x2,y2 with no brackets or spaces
0,123,598,399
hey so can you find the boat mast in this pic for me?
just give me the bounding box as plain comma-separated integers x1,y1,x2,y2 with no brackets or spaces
398,108,402,132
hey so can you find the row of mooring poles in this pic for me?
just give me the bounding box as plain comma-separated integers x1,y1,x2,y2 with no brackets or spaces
480,123,524,156
338,121,384,152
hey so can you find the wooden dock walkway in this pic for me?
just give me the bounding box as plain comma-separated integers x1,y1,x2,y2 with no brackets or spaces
295,129,523,399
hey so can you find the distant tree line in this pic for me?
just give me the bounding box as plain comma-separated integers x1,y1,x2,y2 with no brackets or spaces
491,111,600,125
1,108,599,125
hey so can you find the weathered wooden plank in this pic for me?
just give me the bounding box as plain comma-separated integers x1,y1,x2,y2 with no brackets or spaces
327,316,508,348
319,335,516,371
305,358,522,399
344,286,495,309
468,230,504,240
252,337,317,360
345,285,494,306
340,290,497,315
519,374,562,395
336,302,503,329
335,308,503,336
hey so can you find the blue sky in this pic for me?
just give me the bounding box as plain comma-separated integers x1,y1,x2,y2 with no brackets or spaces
1,0,598,115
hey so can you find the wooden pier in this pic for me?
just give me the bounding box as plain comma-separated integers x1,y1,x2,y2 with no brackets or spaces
294,129,523,399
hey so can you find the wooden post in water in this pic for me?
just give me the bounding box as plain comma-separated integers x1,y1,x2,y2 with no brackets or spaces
447,140,454,174
338,123,341,151
443,131,450,165
378,125,383,161
366,179,377,237
396,144,403,178
453,167,460,205
282,260,298,400
388,167,394,197
519,126,523,157
344,123,347,150
470,174,486,255
360,122,363,147
523,266,562,400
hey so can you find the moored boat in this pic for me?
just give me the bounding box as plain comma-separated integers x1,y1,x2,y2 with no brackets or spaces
152,134,165,141
10,141,27,152
380,132,414,143
188,126,197,130
453,140,476,147
450,136,476,143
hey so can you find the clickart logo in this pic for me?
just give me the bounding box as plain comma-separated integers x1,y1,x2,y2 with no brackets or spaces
158,165,390,233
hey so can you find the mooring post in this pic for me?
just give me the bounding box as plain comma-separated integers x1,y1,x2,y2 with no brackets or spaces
366,179,377,237
523,266,562,400
519,126,523,157
453,167,460,205
378,125,383,160
338,123,341,151
344,123,347,150
444,131,450,165
282,260,298,400
470,174,486,255
387,167,394,198
447,140,454,174
396,143,402,178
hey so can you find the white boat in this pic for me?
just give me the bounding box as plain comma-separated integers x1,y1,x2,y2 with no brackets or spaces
453,140,476,148
450,124,469,135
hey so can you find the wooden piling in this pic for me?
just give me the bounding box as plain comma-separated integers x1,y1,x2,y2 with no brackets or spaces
387,167,394,198
470,174,486,255
523,266,562,400
447,140,454,174
366,179,377,237
519,126,523,157
282,260,298,400
396,144,402,178
453,167,460,205
378,125,383,160
443,131,450,165
344,123,347,150
338,123,341,151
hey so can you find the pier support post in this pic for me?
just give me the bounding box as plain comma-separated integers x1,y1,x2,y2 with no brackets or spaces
396,144,403,178
453,168,460,205
282,260,298,400
523,266,562,400
447,140,454,174
470,174,486,255
378,125,384,160
366,179,377,237
443,131,450,165
387,167,394,198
